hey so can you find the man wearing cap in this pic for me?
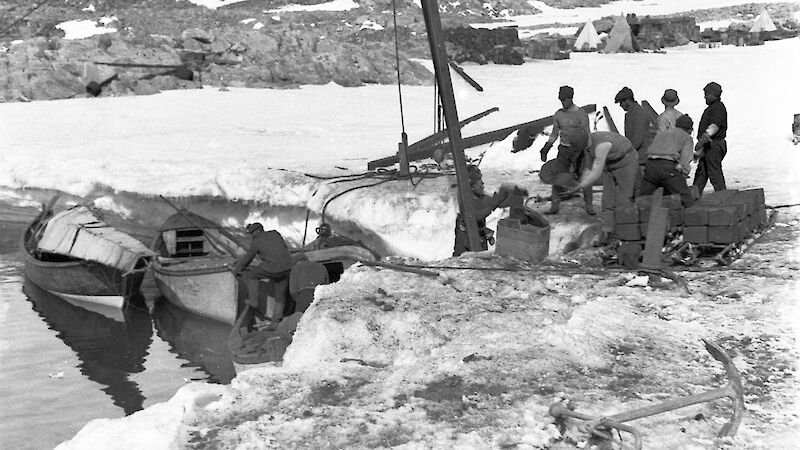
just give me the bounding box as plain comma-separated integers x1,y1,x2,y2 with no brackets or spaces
560,129,639,247
453,165,510,256
521,85,594,215
693,81,728,195
615,87,653,185
657,89,683,132
641,114,696,207
231,222,294,325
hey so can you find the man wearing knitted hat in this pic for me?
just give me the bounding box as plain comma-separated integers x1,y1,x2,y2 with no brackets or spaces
657,89,683,132
517,85,594,215
693,81,728,196
641,114,696,207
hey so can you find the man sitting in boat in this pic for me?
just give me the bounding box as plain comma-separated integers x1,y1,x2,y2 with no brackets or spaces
231,223,293,327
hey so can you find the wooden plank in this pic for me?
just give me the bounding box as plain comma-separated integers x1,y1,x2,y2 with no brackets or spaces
603,106,619,133
641,100,661,136
642,188,667,267
449,62,483,91
367,107,498,170
368,104,596,170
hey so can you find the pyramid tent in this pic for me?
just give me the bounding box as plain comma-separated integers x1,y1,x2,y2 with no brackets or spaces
602,14,640,53
750,8,777,32
574,20,601,51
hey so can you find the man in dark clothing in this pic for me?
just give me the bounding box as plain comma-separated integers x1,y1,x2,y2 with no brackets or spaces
453,165,509,256
693,81,728,196
615,87,653,192
641,114,696,207
232,222,294,323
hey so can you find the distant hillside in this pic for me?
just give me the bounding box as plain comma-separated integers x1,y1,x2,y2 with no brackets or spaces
1,1,798,102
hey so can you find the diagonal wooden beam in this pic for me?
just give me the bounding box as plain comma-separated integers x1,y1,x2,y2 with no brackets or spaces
368,104,596,170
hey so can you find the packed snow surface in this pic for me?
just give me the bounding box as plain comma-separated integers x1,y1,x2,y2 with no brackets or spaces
2,2,799,449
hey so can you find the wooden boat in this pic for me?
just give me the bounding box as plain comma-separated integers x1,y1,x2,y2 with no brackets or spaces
151,207,376,325
21,199,154,311
150,209,247,325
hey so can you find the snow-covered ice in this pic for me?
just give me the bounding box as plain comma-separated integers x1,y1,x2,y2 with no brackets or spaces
3,1,800,449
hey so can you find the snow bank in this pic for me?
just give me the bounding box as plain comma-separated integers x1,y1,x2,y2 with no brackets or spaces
56,383,228,450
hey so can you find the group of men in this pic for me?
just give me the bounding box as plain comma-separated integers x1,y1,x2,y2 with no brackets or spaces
512,82,729,246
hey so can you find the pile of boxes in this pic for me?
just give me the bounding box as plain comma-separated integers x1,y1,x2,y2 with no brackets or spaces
614,193,684,242
682,189,768,245
614,188,767,246
613,188,768,267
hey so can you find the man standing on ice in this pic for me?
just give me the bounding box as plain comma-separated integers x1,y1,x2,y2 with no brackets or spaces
693,81,728,196
231,222,294,326
641,114,696,208
513,85,594,215
453,165,509,256
615,87,652,190
657,88,683,132
560,128,639,247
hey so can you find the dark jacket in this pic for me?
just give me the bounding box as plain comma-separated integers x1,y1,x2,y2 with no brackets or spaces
624,102,653,163
233,230,293,275
698,99,727,141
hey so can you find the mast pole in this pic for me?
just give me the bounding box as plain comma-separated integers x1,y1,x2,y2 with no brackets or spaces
419,0,482,251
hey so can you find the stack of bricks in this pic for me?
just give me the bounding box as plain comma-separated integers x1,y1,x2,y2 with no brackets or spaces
682,189,768,245
613,193,684,242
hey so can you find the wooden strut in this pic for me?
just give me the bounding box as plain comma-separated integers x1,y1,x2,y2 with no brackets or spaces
368,107,499,170
603,106,619,133
448,62,483,91
420,0,482,251
368,104,596,170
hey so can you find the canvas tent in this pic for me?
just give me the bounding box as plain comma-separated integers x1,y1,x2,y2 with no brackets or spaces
750,8,777,33
574,20,601,51
602,14,640,53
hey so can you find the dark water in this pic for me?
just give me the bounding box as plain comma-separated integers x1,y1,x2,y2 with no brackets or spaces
0,217,237,450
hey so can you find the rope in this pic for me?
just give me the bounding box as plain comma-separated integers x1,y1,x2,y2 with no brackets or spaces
390,0,406,134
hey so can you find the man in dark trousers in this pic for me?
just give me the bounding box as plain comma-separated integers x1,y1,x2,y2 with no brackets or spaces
641,114,696,207
693,81,728,196
615,87,653,191
453,165,509,256
521,85,594,215
232,222,294,324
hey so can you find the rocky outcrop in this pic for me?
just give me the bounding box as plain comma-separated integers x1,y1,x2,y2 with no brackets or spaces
0,24,435,102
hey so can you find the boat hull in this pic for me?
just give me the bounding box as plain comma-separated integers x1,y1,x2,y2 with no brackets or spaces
152,257,240,325
21,233,146,310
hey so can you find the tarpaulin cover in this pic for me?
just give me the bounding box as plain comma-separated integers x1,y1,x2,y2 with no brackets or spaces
37,206,155,272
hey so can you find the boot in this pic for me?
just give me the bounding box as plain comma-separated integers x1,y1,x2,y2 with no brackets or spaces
544,186,560,214
583,186,595,215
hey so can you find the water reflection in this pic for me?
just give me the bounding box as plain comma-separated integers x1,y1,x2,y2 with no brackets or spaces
152,300,236,384
23,278,153,415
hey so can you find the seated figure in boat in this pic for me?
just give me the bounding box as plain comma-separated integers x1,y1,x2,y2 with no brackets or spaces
231,223,293,325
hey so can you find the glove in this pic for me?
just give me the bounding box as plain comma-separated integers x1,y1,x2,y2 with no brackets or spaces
693,142,705,160
540,141,553,162
697,133,711,145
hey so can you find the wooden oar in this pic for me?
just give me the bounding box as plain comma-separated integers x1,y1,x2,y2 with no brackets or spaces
158,195,240,257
